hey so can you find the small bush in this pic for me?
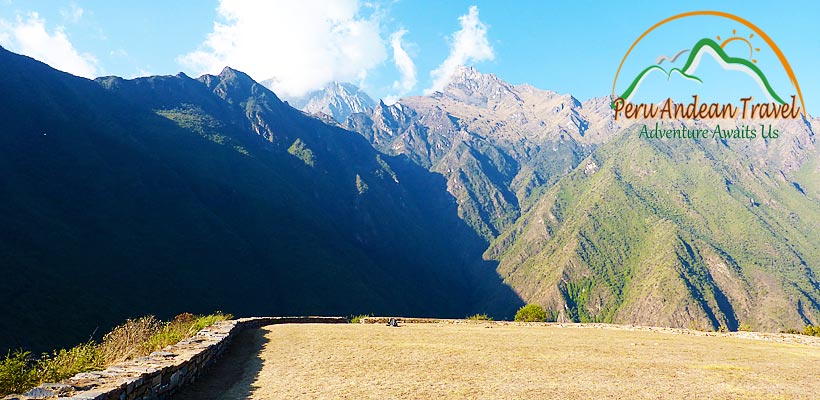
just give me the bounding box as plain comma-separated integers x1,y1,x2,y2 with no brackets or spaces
349,314,372,324
514,304,548,322
803,325,820,337
737,323,753,332
466,313,493,321
37,342,104,384
780,325,820,337
0,350,37,397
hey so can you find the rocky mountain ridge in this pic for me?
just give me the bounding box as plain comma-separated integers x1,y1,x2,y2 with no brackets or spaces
341,65,820,331
278,81,376,123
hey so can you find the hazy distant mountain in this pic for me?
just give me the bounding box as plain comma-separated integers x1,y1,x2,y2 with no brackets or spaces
277,81,376,123
0,48,520,353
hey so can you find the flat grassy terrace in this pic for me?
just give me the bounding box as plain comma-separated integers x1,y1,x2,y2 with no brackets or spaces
173,322,820,399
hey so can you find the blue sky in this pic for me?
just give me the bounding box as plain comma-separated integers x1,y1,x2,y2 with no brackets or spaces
0,1,817,114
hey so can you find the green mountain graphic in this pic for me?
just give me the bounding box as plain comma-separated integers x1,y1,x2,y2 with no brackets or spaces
618,38,786,104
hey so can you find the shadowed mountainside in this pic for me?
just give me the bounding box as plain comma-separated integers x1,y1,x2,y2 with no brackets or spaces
0,47,522,354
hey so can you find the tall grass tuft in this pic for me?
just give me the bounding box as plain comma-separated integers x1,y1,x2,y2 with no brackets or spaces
0,312,231,397
98,315,162,365
466,313,493,321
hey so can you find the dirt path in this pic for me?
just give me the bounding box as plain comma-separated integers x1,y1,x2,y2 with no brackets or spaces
172,327,268,399
173,323,820,399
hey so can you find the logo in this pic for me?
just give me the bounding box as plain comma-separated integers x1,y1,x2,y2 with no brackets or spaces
610,11,805,139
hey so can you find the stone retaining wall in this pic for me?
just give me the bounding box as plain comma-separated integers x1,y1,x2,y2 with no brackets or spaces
5,316,346,400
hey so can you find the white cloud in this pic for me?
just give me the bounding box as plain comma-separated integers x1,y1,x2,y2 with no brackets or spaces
426,5,494,93
0,12,98,78
109,48,128,57
60,3,84,24
384,28,416,104
179,0,387,98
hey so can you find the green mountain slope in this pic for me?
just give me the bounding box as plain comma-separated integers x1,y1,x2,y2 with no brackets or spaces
0,47,521,353
343,65,820,331
487,128,820,331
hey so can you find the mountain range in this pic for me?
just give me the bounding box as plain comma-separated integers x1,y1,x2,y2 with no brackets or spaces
345,66,619,239
0,47,519,353
340,65,820,331
2,46,819,353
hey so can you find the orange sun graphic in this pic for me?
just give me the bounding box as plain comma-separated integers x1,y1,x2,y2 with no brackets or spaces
716,29,761,63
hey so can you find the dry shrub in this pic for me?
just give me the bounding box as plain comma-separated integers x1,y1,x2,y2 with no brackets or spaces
98,316,161,364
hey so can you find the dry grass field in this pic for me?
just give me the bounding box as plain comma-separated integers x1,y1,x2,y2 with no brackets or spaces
173,322,820,399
